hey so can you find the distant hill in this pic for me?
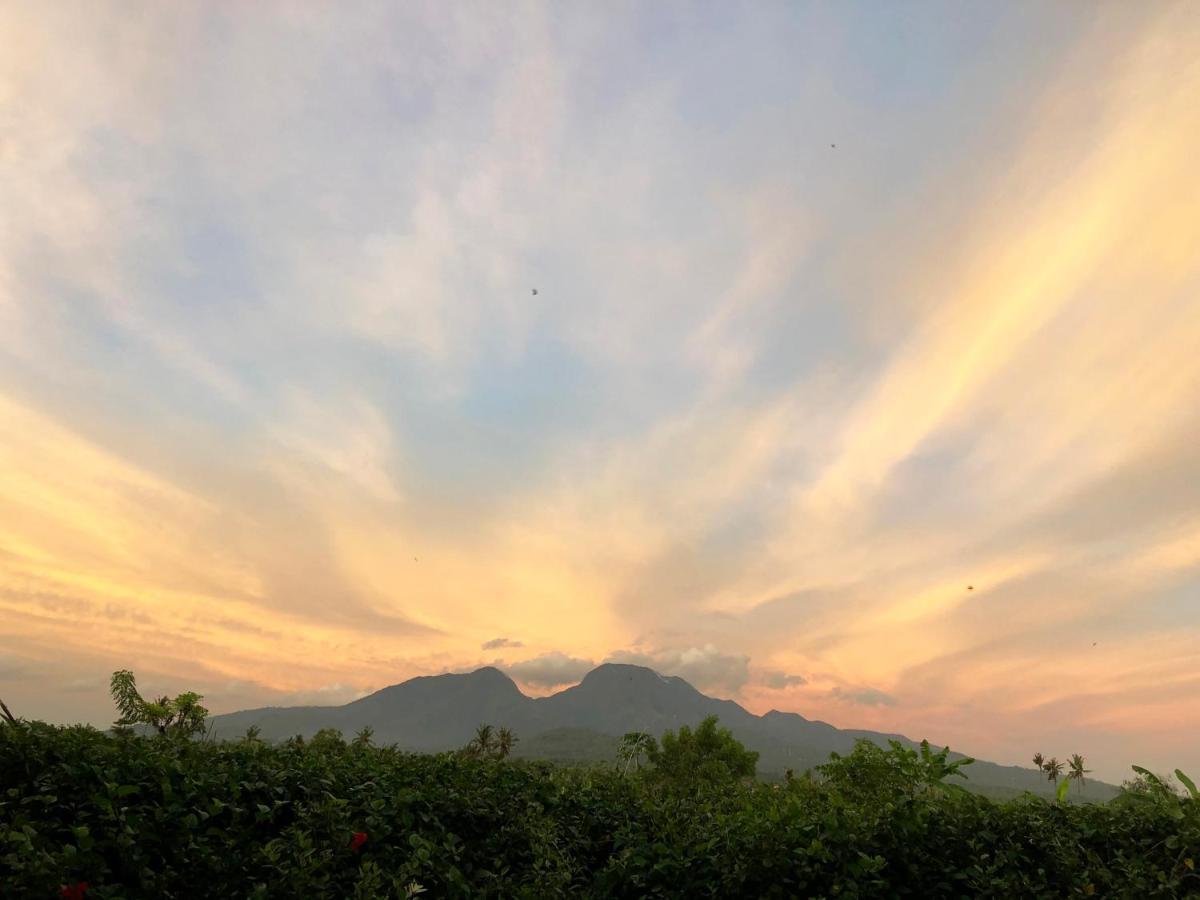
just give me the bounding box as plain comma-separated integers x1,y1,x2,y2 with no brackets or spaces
208,663,1119,801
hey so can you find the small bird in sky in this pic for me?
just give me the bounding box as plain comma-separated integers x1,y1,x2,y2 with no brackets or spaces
531,288,538,295
967,585,974,591
831,144,835,148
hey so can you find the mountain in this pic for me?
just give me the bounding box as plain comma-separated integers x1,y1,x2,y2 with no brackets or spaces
208,664,1119,801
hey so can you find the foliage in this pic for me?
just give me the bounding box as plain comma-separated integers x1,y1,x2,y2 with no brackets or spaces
1068,753,1091,788
1115,766,1200,824
644,716,758,792
1,720,1197,898
819,739,975,802
0,696,20,727
108,670,208,739
617,732,656,775
460,724,517,760
1035,750,1094,797
496,728,517,759
1043,756,1065,784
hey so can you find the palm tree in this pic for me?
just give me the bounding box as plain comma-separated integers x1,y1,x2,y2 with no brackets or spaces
1068,754,1091,789
1032,752,1045,770
1044,756,1064,784
471,723,495,757
496,727,517,759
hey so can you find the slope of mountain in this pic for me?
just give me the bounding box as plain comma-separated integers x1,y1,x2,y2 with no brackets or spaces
510,727,621,765
208,664,1119,801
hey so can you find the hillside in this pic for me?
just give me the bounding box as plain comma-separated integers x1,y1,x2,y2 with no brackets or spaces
208,663,1119,801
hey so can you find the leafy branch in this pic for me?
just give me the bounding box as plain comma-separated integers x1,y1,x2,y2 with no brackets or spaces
109,669,208,739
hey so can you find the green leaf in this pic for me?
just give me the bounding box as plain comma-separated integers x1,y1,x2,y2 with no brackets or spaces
1174,768,1199,801
1055,778,1071,804
1131,765,1167,790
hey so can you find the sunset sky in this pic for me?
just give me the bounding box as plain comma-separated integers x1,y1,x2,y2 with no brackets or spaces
2,2,1198,783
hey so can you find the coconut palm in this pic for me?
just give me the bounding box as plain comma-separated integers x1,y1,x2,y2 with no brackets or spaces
1043,757,1065,784
1068,754,1091,788
1032,752,1045,770
496,727,517,758
471,723,495,757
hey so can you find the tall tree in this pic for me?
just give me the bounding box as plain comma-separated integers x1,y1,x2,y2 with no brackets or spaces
496,727,517,759
1043,756,1065,784
472,723,495,756
647,716,758,791
1068,754,1091,788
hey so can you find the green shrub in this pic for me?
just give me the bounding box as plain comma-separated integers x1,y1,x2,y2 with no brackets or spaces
1,721,1197,898
818,738,974,802
645,715,758,793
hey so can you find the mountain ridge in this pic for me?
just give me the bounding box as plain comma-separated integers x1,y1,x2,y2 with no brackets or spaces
208,663,1119,801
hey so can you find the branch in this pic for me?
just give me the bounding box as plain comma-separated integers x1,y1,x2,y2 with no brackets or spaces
0,696,18,726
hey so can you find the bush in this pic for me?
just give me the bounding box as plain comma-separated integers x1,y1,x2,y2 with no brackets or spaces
1,720,1197,898
818,738,974,801
645,715,758,792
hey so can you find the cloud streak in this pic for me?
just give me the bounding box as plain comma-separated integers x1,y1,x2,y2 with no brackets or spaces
0,2,1197,781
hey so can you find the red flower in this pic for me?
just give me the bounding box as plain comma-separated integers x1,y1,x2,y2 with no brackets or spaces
350,831,368,852
60,884,89,900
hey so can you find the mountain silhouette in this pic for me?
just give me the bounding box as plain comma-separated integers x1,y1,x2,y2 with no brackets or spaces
209,664,1118,800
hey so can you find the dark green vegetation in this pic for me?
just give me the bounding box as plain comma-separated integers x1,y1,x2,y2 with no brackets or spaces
3,715,1198,898
107,671,208,740
209,664,1121,801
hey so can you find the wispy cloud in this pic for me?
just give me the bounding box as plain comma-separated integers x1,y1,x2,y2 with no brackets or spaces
0,2,1196,782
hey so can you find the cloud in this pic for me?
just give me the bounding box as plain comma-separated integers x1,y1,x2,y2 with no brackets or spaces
482,637,523,650
504,652,594,688
761,670,807,689
606,645,750,694
0,2,1198,783
831,687,898,708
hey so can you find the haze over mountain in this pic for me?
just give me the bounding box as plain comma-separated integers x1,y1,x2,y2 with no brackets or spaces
210,664,1118,801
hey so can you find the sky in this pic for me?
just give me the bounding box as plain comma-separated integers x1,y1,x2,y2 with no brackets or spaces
1,1,1198,784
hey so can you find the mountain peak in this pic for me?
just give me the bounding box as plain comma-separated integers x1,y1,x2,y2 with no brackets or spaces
466,665,515,684
207,663,1120,801
580,663,679,686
